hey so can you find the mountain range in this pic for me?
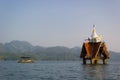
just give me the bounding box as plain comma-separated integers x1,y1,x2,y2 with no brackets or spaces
0,40,120,61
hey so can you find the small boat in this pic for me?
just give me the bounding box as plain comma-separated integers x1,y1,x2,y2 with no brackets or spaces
18,56,34,63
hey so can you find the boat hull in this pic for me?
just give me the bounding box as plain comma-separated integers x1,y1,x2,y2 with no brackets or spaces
18,59,34,63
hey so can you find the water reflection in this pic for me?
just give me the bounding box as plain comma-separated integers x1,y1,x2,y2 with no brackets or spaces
82,64,107,80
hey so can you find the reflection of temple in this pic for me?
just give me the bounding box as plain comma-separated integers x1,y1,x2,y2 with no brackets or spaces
80,25,110,64
83,64,105,79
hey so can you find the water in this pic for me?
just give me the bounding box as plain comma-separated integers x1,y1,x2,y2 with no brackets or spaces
0,61,120,80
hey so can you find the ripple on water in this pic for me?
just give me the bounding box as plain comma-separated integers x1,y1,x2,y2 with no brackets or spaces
0,61,120,80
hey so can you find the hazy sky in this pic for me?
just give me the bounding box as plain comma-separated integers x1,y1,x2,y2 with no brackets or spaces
0,0,120,52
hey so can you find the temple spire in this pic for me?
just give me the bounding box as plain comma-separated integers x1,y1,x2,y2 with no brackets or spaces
93,24,95,28
91,24,98,38
89,24,102,42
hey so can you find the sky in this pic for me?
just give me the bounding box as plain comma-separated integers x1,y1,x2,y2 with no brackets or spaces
0,0,120,52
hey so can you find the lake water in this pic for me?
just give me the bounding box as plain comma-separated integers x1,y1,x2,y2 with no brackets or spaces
0,61,120,80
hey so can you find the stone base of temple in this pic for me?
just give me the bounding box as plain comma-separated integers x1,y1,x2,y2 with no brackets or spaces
83,57,107,64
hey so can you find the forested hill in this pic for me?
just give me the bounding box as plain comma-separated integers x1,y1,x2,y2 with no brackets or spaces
0,40,81,60
0,40,120,61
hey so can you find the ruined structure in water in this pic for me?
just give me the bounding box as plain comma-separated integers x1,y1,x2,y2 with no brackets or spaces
80,25,110,64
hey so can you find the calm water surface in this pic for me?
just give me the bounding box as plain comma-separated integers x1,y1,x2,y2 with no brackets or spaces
0,61,120,80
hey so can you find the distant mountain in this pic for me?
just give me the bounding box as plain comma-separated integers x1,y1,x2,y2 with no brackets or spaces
0,43,4,53
0,40,81,60
0,40,120,61
4,40,34,53
109,51,120,62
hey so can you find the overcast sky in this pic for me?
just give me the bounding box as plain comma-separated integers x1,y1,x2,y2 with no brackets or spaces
0,0,120,52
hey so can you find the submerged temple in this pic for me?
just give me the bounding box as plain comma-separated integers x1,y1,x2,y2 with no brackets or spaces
80,25,110,64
